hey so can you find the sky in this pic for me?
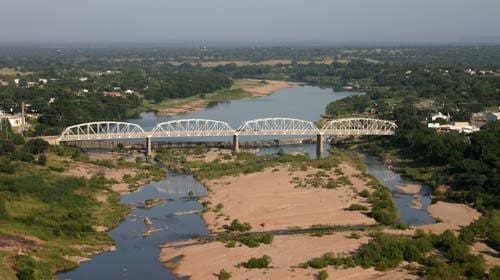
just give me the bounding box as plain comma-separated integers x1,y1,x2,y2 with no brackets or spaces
0,0,499,45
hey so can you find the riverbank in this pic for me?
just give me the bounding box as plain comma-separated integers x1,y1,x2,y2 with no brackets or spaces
0,145,164,278
160,233,415,280
151,79,300,116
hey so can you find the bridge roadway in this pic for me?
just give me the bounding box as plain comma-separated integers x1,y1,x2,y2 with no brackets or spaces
57,117,397,158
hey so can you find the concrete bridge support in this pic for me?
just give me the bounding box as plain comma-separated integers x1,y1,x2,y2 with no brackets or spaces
146,136,152,156
316,133,324,159
233,134,240,153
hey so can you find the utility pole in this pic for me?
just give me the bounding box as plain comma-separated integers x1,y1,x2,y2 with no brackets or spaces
21,101,25,135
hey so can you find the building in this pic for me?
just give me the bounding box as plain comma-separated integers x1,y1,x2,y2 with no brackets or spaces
0,79,8,86
125,89,134,94
0,113,25,128
103,91,123,97
486,112,500,122
38,78,48,85
436,121,479,134
79,77,88,82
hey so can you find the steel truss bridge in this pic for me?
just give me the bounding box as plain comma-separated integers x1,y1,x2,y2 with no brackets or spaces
59,117,397,157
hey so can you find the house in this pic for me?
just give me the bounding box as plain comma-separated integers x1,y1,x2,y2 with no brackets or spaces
78,77,88,82
125,89,134,94
103,91,123,97
465,69,476,76
0,113,24,128
38,78,48,85
486,112,500,122
436,121,479,134
14,79,20,85
427,123,440,128
0,79,8,86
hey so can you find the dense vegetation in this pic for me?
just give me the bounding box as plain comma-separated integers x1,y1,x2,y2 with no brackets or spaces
301,229,498,279
0,124,162,278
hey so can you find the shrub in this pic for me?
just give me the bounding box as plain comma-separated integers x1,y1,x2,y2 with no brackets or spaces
326,180,338,189
24,138,49,155
347,204,368,211
359,189,371,198
217,269,231,280
370,188,399,225
489,266,500,280
317,270,329,280
241,255,271,269
225,219,252,232
37,154,47,165
0,140,15,154
0,159,15,173
12,150,34,162
11,134,25,145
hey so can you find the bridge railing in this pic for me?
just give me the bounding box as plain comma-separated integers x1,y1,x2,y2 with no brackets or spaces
150,119,235,137
59,121,147,142
237,118,320,136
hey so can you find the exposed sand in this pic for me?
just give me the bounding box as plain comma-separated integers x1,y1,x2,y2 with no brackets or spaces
155,100,210,116
63,162,140,194
418,201,481,233
472,242,500,268
155,79,299,116
240,79,299,97
63,163,138,182
395,183,422,195
161,233,417,280
202,165,375,232
186,148,233,163
0,234,42,252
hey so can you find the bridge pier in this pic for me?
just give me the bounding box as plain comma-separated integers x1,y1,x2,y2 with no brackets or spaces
146,136,152,156
233,134,240,153
316,133,324,159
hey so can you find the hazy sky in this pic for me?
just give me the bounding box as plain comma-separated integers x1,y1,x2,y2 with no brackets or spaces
0,0,499,44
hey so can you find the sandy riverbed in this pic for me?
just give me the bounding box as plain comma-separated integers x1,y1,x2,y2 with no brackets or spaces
418,201,481,233
161,233,417,280
202,164,376,232
159,160,392,279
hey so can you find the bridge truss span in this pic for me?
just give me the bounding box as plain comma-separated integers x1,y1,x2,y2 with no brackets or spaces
322,118,397,136
59,121,146,142
237,118,320,136
150,119,235,137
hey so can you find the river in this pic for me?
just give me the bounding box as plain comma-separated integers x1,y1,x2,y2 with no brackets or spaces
58,85,434,279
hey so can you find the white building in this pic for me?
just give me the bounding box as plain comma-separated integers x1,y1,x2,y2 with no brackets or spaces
0,113,24,128
79,77,88,82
